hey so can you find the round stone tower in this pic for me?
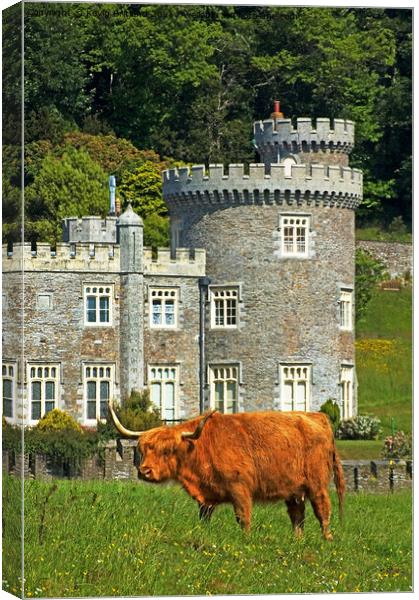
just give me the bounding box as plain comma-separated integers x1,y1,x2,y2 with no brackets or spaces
163,103,362,417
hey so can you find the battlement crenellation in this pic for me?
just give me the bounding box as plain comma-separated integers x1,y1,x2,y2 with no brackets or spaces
163,162,362,208
3,242,121,273
253,117,355,152
3,242,206,277
144,247,206,277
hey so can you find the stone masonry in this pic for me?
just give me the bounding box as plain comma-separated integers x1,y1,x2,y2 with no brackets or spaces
3,106,361,425
163,112,361,413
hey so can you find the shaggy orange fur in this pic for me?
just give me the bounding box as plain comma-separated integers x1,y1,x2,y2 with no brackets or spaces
136,411,345,540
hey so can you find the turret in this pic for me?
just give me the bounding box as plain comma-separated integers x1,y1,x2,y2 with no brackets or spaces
253,102,355,169
162,101,360,416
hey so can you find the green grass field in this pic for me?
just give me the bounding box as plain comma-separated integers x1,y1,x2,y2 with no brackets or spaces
356,286,412,436
2,478,412,597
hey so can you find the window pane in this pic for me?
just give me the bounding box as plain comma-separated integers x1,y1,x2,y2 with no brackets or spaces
99,401,108,419
164,300,175,325
87,401,96,420
152,300,162,325
32,402,41,420
2,366,6,376
283,382,293,411
87,296,96,322
32,381,41,401
100,381,110,400
226,381,237,413
45,381,55,400
45,401,55,414
215,299,224,326
214,382,224,412
164,382,175,420
226,299,237,325
87,381,96,400
3,379,12,400
99,296,109,322
295,382,306,411
151,383,161,411
3,398,13,418
3,380,13,418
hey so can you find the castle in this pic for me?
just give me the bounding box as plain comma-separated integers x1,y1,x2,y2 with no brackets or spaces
2,103,362,426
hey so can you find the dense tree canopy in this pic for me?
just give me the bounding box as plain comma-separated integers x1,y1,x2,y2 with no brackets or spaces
3,4,412,245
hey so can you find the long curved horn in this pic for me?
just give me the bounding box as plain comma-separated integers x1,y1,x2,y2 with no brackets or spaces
181,410,217,440
108,400,146,439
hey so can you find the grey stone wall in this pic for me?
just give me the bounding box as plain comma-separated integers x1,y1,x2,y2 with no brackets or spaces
166,200,355,412
2,234,206,424
2,270,123,421
143,274,202,419
356,240,412,279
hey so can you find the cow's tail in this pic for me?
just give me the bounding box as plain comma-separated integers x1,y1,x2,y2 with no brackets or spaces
332,441,345,523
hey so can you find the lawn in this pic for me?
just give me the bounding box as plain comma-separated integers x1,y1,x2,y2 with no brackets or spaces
335,439,383,460
356,286,412,436
2,478,412,597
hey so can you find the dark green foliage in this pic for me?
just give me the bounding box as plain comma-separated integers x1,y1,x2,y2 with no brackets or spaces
112,389,162,432
2,419,115,463
320,399,341,435
3,6,412,240
355,249,386,322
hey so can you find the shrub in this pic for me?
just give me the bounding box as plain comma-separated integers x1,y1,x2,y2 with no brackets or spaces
2,417,116,465
337,415,382,440
35,408,83,432
381,431,412,460
111,389,162,432
320,399,341,435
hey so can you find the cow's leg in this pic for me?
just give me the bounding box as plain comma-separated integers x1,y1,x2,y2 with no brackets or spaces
230,487,252,532
199,504,215,522
309,489,333,541
286,497,305,538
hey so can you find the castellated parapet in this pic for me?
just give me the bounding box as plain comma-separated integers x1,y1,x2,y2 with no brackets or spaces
254,117,355,151
163,162,362,209
162,108,360,414
3,243,205,277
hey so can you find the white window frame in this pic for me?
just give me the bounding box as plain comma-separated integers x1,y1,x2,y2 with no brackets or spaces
2,362,16,422
280,364,311,412
209,365,239,414
339,289,353,331
148,365,179,422
83,284,113,327
149,288,178,329
83,363,115,425
27,363,60,424
340,365,354,419
210,287,239,329
280,214,309,257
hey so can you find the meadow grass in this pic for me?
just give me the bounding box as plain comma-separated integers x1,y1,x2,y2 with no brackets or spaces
2,477,412,597
335,439,383,460
356,286,412,436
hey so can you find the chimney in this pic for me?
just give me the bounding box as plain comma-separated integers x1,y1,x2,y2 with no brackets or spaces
271,100,284,120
